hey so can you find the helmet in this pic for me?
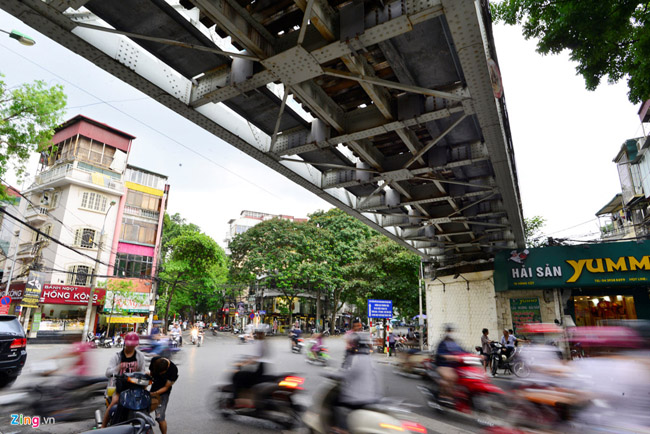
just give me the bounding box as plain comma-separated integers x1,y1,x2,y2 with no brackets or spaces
349,332,372,354
124,332,140,347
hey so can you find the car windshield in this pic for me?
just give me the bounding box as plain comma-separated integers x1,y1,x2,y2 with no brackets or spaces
0,317,24,335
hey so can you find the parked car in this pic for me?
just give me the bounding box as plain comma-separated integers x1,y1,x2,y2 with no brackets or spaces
0,315,27,388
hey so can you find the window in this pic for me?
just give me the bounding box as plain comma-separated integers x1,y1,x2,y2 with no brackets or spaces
67,265,92,286
73,228,96,248
120,218,157,245
114,254,154,277
33,224,53,243
125,190,161,212
80,191,108,212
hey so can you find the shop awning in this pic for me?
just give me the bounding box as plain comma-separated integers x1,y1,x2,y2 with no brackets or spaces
595,194,623,216
626,194,647,208
108,316,145,324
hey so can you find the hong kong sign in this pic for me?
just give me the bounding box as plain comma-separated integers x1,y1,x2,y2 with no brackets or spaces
495,240,650,291
40,284,106,306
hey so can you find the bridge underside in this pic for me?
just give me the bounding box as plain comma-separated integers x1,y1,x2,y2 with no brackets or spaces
2,0,524,272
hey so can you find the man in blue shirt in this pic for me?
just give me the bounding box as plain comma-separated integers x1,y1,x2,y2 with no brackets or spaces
435,325,464,402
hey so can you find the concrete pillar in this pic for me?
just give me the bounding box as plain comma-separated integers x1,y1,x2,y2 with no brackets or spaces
425,270,498,351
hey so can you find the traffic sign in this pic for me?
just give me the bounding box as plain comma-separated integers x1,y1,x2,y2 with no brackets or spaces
368,299,393,318
249,312,255,320
259,310,266,315
0,296,10,315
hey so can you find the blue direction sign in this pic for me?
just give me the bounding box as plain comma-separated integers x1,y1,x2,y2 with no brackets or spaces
368,299,393,318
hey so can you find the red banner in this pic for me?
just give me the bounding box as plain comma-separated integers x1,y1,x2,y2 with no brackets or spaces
39,284,106,306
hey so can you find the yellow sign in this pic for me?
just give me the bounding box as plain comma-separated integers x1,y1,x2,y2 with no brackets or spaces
125,181,163,197
108,316,145,324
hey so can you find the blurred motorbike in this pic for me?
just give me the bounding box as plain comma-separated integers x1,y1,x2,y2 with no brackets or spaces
490,342,528,377
306,341,330,366
418,352,505,425
214,359,305,428
394,350,433,378
304,373,427,434
291,335,304,353
0,362,107,422
96,372,156,431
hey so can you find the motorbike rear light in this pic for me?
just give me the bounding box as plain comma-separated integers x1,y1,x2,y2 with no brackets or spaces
401,421,427,433
278,376,305,389
379,423,404,431
10,338,26,349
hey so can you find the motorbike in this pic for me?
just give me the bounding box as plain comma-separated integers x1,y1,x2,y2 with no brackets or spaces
393,350,434,378
0,364,107,422
190,328,201,345
290,334,304,353
303,373,428,434
418,352,506,425
114,335,124,348
490,342,527,377
140,337,182,365
170,333,181,348
214,359,305,428
96,372,156,431
306,341,330,366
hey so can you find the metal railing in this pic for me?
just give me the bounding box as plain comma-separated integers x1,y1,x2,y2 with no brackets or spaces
34,164,123,191
124,205,160,220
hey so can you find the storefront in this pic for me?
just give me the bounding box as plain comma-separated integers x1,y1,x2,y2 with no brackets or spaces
494,240,650,330
100,288,150,334
37,283,106,334
0,283,25,316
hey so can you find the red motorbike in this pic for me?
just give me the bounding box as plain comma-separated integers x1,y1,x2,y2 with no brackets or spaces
418,352,506,425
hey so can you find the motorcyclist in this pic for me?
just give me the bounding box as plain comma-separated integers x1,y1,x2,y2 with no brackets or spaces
231,328,269,408
170,322,183,347
290,323,302,350
101,332,146,428
310,332,324,358
331,332,381,433
500,329,516,358
435,324,464,403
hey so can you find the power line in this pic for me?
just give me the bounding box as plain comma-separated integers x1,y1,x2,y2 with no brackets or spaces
0,208,113,269
0,41,282,200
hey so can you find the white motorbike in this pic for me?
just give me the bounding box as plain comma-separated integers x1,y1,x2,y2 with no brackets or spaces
303,374,427,434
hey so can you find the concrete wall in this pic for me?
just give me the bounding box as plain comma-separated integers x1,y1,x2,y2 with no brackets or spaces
425,270,498,351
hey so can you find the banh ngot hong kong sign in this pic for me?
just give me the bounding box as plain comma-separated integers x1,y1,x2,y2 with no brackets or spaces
40,284,106,306
368,299,393,318
494,240,650,291
103,290,150,313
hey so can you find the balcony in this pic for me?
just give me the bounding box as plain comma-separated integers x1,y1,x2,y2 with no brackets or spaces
16,242,38,262
600,222,637,240
124,205,160,220
24,206,49,226
33,163,124,195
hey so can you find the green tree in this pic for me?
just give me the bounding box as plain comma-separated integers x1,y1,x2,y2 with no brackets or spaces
160,212,201,259
491,1,650,103
307,209,376,332
0,75,67,199
229,218,312,326
343,236,421,320
524,215,547,248
159,232,228,329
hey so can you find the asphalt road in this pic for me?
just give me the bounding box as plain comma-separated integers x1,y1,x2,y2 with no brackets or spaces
0,332,490,434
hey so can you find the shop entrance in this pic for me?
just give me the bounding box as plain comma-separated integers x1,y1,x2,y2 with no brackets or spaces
573,295,638,326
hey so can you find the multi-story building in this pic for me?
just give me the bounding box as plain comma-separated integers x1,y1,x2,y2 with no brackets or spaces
0,185,22,286
597,136,650,241
223,210,308,252
1,115,169,339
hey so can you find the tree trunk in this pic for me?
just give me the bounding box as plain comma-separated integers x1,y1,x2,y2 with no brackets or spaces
316,286,321,332
163,278,180,331
330,288,340,334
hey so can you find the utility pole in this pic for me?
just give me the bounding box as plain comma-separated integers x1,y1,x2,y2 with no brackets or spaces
81,200,116,342
3,230,20,296
419,261,424,351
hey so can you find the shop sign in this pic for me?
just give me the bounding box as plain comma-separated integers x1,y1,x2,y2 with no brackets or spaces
0,284,25,301
103,290,149,313
509,298,542,335
108,316,145,324
21,271,45,308
32,312,42,333
495,240,650,291
40,284,106,306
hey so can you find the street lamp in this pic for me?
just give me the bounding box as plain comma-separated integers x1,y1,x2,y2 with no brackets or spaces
0,29,35,46
81,200,117,342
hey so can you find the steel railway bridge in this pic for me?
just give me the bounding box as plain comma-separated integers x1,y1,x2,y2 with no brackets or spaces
1,0,525,274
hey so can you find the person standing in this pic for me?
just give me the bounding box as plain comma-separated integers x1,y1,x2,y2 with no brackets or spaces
149,356,178,434
481,328,492,372
273,318,278,335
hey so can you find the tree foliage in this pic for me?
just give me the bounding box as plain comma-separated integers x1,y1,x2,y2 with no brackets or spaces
0,75,67,199
343,236,421,320
158,231,228,328
524,215,547,248
491,1,650,103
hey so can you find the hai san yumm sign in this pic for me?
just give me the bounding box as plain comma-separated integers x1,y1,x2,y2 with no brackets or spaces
494,240,650,291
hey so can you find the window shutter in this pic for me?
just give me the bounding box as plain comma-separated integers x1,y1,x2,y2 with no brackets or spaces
74,229,82,246
81,192,88,209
